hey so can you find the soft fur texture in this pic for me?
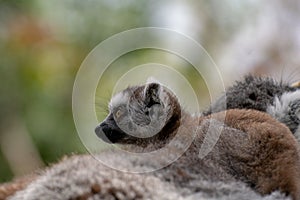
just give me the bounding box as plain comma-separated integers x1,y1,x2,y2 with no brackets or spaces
0,175,36,200
10,91,300,199
9,154,290,200
3,77,300,200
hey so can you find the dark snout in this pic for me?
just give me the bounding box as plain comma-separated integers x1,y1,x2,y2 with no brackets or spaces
95,123,113,143
94,114,127,143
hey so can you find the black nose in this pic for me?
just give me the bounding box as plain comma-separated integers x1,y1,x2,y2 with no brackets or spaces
94,123,112,143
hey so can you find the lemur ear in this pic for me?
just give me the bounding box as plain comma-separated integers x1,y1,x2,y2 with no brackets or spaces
144,83,162,107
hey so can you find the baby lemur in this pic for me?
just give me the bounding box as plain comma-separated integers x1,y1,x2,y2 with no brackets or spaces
4,77,300,200
95,82,300,199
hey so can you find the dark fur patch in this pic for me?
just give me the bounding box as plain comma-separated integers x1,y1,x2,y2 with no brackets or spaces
205,75,296,115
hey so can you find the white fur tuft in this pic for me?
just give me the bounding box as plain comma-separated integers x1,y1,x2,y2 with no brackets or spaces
267,90,300,118
109,92,129,108
267,90,300,142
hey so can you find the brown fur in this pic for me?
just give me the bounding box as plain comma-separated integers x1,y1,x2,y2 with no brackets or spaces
205,109,300,199
122,106,300,199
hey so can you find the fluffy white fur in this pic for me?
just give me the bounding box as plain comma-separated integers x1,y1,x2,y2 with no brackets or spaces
109,91,130,109
267,90,300,142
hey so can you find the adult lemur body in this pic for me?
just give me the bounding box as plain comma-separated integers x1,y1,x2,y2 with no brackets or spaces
5,77,300,200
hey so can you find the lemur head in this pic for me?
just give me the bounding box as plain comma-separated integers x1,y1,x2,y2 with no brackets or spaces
95,82,181,145
205,75,296,114
206,75,300,136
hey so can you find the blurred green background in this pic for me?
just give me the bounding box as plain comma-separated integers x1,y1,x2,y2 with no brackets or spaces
1,0,300,182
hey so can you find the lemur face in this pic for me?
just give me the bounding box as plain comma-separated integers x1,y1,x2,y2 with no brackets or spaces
206,75,300,136
95,83,181,144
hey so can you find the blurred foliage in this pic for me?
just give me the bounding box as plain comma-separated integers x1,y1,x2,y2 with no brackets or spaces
0,0,151,182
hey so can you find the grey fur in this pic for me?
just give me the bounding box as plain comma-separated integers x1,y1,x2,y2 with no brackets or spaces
10,152,290,200
205,75,296,115
205,75,300,135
